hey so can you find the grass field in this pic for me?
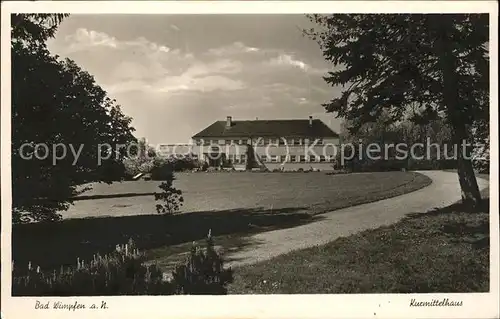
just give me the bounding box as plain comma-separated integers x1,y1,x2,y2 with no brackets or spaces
12,171,431,274
67,171,430,219
229,177,491,294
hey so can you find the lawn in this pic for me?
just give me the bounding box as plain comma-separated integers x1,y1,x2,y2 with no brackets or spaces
229,186,491,294
66,171,430,219
12,171,431,274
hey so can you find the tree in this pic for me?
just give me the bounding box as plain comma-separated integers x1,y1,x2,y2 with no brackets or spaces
12,14,136,222
305,14,489,207
122,138,157,176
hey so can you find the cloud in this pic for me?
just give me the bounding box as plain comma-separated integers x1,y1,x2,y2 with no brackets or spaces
156,74,245,94
106,68,245,95
268,54,310,71
298,97,308,104
184,59,243,77
106,58,245,94
266,53,329,76
58,28,247,95
64,28,172,55
206,41,260,56
66,28,118,50
52,27,329,111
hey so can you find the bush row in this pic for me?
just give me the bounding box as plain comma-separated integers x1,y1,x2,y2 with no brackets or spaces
12,231,233,296
124,156,205,181
340,158,458,173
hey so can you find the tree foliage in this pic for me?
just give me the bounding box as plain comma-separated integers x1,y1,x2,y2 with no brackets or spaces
306,14,489,207
339,115,456,172
12,14,136,222
123,138,157,177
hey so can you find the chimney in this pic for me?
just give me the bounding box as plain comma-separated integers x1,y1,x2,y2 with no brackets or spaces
226,116,232,128
309,116,313,126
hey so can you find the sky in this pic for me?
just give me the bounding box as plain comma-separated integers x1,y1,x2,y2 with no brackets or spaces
47,14,343,145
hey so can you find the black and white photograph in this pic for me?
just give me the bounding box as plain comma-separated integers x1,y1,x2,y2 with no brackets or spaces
1,1,498,319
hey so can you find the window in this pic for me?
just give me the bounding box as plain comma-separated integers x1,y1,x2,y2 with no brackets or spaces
290,155,297,162
319,155,326,162
279,138,285,145
210,146,219,152
241,154,247,162
287,139,294,146
299,155,306,162
295,138,301,145
261,155,267,162
280,155,287,163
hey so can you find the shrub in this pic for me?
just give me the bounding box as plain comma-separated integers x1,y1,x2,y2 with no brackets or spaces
406,158,457,171
171,230,233,294
150,158,174,181
346,158,408,172
166,155,203,172
12,239,172,296
127,156,204,180
199,161,209,171
326,169,350,175
154,170,183,215
12,232,232,296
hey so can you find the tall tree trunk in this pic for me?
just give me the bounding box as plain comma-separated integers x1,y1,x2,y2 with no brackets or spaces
435,17,482,208
452,119,482,207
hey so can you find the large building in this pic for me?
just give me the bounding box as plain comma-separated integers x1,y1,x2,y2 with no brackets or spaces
176,116,340,171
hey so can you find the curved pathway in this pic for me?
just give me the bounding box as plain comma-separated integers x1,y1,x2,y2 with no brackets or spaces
225,170,489,268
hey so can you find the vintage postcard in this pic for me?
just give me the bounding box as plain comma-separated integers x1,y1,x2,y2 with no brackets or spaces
1,1,498,319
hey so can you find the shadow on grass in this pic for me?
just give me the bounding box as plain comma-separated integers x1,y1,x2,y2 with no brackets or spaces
403,197,490,250
405,197,490,218
73,192,158,201
12,206,323,274
229,197,491,294
146,233,268,274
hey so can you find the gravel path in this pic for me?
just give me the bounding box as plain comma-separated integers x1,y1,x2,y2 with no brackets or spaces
225,170,489,268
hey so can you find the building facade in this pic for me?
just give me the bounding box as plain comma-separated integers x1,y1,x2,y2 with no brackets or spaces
175,116,340,171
